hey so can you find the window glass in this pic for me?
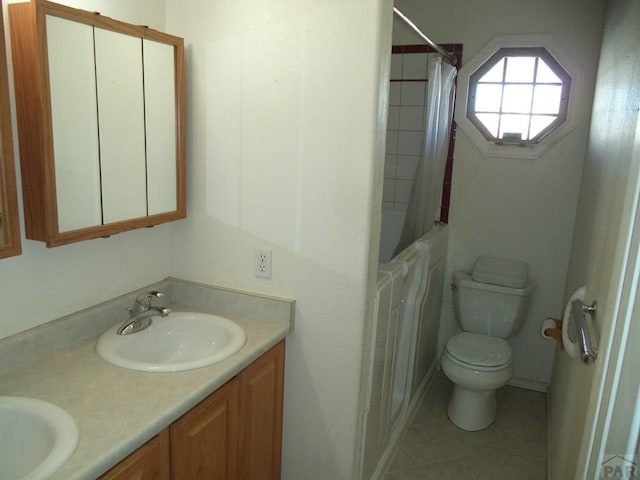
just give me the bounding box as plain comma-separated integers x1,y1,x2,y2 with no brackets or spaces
505,57,536,83
475,84,502,112
499,114,529,140
503,85,533,113
536,60,562,83
476,113,500,137
532,85,562,114
478,60,505,83
529,116,555,138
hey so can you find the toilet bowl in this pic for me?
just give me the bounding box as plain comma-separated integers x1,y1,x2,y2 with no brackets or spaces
441,332,513,430
441,256,534,431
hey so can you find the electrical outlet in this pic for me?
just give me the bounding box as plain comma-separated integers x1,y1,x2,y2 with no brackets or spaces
255,248,272,279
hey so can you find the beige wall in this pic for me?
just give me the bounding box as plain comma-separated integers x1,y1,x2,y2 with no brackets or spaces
393,0,605,386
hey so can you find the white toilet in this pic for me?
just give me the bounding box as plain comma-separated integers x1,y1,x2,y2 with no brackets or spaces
441,255,534,431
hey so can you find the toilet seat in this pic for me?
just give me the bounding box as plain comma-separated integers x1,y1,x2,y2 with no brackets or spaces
445,332,511,370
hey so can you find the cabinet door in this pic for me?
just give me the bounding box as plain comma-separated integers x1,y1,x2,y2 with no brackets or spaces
46,14,101,232
98,430,170,480
170,378,239,479
94,27,147,224
239,341,285,480
143,38,177,216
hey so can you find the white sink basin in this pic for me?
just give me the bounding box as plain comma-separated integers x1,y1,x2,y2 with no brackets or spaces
96,312,247,372
0,396,79,480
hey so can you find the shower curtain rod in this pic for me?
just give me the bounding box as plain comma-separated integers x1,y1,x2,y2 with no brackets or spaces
392,6,455,64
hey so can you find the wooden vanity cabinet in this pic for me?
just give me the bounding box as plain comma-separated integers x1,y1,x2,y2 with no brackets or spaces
239,340,285,479
8,0,185,247
170,378,239,478
99,431,170,480
98,341,285,480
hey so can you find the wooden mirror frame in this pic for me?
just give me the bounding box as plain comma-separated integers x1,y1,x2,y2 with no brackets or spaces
0,0,21,259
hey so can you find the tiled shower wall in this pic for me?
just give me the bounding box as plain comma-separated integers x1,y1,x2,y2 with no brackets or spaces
384,52,430,213
384,44,462,222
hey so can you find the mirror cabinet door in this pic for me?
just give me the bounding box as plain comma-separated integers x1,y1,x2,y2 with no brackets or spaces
0,0,21,258
94,27,147,224
144,38,178,216
47,15,101,232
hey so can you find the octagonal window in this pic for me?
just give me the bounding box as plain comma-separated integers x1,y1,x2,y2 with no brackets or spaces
467,47,571,144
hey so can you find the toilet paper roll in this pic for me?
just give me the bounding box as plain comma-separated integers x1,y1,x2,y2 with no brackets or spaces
540,318,559,340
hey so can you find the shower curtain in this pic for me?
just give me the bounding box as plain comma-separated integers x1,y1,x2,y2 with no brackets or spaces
394,56,457,256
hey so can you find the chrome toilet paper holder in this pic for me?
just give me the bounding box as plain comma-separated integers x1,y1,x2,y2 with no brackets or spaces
571,298,598,364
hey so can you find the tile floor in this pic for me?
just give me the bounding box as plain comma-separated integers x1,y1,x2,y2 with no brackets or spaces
383,372,548,480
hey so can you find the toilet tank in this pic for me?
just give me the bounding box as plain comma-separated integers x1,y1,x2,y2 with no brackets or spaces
452,266,535,338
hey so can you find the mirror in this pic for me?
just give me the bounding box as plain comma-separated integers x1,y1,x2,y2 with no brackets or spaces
0,0,21,258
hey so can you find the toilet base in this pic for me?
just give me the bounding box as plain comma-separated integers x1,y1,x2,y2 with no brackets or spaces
447,385,497,431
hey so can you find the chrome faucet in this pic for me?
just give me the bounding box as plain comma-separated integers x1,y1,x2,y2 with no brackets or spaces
117,291,171,335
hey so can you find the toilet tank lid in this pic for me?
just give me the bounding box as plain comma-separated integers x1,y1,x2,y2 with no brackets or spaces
472,255,529,288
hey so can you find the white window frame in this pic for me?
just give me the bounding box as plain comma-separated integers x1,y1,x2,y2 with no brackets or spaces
456,35,584,159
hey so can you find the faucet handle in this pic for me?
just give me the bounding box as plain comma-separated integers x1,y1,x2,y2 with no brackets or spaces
135,290,165,307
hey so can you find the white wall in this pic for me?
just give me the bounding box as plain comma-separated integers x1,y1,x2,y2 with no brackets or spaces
0,0,171,340
549,0,640,476
393,0,605,386
40,0,165,29
164,1,390,478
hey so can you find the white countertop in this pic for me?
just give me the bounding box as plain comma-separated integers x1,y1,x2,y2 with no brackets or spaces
0,283,293,480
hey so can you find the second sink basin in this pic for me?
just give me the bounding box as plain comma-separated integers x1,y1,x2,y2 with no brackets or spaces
0,396,78,480
96,312,247,372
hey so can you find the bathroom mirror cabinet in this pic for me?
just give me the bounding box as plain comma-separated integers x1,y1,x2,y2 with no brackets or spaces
9,0,185,247
0,0,22,259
